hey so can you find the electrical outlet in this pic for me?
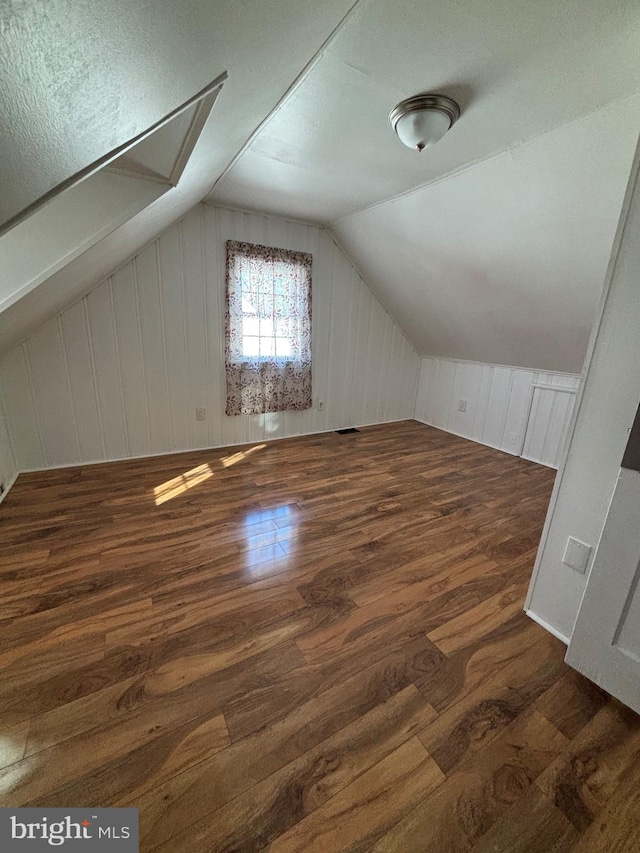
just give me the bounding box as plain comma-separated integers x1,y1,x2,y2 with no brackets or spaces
562,537,592,574
457,400,467,413
317,399,325,412
507,432,517,445
195,408,206,421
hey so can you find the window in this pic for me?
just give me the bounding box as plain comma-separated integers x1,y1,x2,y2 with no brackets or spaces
225,240,312,416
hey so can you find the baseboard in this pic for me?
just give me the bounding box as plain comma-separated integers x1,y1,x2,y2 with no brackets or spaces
526,608,570,646
16,417,415,474
415,416,562,469
413,417,521,459
0,471,19,505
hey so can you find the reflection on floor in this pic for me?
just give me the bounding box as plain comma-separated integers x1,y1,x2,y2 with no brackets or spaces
1,420,639,851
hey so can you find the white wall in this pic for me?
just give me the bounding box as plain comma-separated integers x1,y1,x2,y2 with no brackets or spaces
526,136,640,643
0,204,419,471
414,357,579,469
0,404,18,501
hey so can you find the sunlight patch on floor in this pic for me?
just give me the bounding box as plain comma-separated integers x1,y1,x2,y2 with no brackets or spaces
220,444,266,468
153,463,213,505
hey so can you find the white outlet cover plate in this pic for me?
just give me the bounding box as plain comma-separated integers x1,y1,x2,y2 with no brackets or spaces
562,536,592,574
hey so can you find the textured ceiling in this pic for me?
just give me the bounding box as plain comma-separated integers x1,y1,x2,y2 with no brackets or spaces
0,0,356,352
0,0,355,230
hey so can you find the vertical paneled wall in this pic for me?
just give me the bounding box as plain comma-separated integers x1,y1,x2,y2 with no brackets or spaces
414,357,580,468
0,204,419,471
0,403,17,499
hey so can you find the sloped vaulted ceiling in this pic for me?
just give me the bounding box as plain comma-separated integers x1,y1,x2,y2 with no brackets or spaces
0,0,357,352
209,0,640,373
2,0,640,371
331,96,640,373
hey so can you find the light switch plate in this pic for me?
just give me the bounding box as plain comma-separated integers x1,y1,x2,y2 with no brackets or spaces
562,537,592,574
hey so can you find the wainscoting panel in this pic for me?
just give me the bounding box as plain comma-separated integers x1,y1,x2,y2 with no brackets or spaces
0,204,420,471
522,384,577,468
414,357,580,468
0,406,17,501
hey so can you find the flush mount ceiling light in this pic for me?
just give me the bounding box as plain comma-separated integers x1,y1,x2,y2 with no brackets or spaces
389,93,460,152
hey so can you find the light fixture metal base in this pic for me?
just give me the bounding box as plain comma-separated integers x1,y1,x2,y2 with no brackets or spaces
389,93,461,149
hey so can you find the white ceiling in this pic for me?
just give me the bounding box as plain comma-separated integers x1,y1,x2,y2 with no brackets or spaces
1,0,640,370
210,0,640,223
0,0,356,352
0,0,355,231
332,95,640,373
208,0,640,372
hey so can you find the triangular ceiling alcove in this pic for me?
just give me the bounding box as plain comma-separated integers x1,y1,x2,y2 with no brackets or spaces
0,78,225,323
106,89,221,188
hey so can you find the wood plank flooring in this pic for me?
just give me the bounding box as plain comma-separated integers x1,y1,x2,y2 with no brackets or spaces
1,420,639,851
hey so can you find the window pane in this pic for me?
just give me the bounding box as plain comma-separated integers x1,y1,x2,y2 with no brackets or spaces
242,336,260,356
259,337,275,357
241,296,257,315
259,317,274,338
243,317,260,336
256,291,271,315
275,337,292,358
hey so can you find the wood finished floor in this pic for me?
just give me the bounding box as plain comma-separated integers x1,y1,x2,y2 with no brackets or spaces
1,420,639,852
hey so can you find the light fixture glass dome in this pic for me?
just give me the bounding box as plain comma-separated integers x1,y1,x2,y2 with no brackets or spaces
389,94,460,152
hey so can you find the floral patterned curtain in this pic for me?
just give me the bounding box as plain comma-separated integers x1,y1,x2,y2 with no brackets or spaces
225,240,312,416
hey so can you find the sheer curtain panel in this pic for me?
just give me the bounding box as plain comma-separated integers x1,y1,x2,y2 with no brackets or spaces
225,240,312,416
